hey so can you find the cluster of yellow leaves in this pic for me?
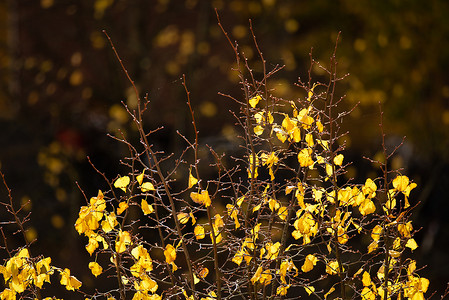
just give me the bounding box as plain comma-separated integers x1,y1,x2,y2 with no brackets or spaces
0,248,82,300
232,224,259,266
327,209,350,245
250,266,272,286
354,259,429,300
276,259,299,295
404,261,429,300
75,190,113,255
389,175,417,209
130,245,158,300
292,211,318,244
74,173,163,298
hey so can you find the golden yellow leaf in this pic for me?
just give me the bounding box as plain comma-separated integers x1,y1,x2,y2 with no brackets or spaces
190,190,211,207
406,238,418,251
333,154,344,166
188,169,198,188
115,231,132,253
304,285,315,295
59,268,82,291
392,175,409,192
249,95,261,108
164,244,176,265
194,225,205,240
114,176,130,192
324,287,335,299
301,254,318,272
278,206,288,221
177,212,190,224
117,201,128,215
141,182,155,192
136,172,145,185
141,199,154,215
88,262,102,277
362,271,371,286
297,148,314,168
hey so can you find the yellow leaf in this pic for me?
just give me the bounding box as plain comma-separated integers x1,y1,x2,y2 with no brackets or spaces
177,212,190,224
164,244,176,265
115,231,132,253
198,266,209,278
117,201,128,215
88,262,102,277
305,133,314,147
368,241,379,253
316,120,324,132
276,129,288,143
237,196,245,207
398,221,413,238
285,185,295,195
136,172,145,185
392,175,409,192
249,95,261,108
252,203,261,212
226,204,240,229
60,268,82,291
188,169,198,188
268,198,280,212
359,198,376,216
277,284,290,296
101,212,118,233
406,238,418,251
301,254,318,272
190,212,196,225
190,190,211,207
251,266,263,284
194,225,205,240
326,260,341,275
254,111,264,124
139,275,158,293
141,182,155,192
254,125,264,136
141,199,154,215
324,287,335,299
114,176,130,192
362,271,371,286
304,285,315,295
278,206,288,221
371,225,383,241
232,248,244,265
363,178,377,198
297,148,314,167
333,154,344,166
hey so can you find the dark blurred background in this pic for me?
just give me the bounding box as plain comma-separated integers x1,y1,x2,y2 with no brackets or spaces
0,0,448,296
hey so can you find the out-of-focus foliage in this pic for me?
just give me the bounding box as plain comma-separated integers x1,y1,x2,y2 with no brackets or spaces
0,0,448,295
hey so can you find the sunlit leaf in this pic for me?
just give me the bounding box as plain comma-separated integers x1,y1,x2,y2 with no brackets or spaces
141,199,154,215
188,169,198,188
88,262,103,277
114,176,130,192
141,182,155,192
136,172,145,185
194,225,205,240
115,231,132,253
117,201,128,215
249,95,261,108
177,212,190,224
406,238,418,251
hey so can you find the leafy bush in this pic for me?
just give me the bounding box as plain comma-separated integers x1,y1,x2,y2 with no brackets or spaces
0,16,431,300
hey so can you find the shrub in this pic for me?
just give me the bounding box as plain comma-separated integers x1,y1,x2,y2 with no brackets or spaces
0,16,430,300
